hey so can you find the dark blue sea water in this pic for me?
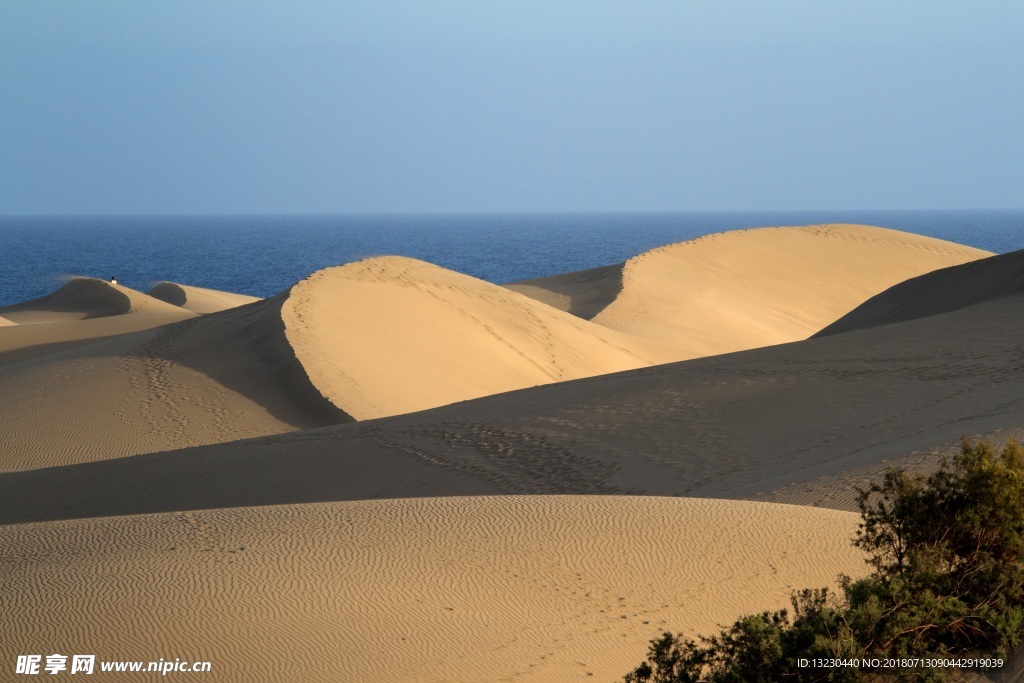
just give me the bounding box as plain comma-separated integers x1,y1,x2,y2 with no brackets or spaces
0,211,1021,307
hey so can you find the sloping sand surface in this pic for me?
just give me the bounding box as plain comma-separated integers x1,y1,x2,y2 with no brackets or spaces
506,263,623,319
816,248,1024,337
0,281,196,367
0,256,671,470
282,256,673,420
0,227,989,472
514,225,988,358
1,230,1018,683
0,496,866,683
0,294,344,472
7,288,1021,524
0,313,197,368
0,277,185,323
148,281,262,314
750,425,1024,511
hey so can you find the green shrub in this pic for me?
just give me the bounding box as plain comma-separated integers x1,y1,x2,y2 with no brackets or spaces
622,439,1024,682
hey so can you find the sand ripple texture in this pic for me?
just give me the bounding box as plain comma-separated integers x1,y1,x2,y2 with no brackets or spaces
1,496,865,683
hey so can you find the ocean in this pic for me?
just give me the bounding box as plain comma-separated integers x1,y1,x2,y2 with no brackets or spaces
0,210,1021,307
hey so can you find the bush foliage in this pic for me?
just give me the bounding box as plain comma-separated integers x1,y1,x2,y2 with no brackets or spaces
623,439,1024,682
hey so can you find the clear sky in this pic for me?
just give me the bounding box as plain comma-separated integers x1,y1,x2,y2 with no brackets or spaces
1,1,1021,214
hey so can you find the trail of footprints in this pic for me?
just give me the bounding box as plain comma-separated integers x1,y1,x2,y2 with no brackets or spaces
366,422,619,494
117,320,249,451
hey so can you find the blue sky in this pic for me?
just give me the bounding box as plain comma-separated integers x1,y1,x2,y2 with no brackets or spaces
1,1,1021,213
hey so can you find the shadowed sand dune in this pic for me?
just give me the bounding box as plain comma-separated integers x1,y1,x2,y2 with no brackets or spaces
1,231,1020,683
0,496,867,683
0,312,197,368
0,277,185,323
511,225,989,358
148,281,262,314
506,263,624,319
816,248,1024,337
0,228,991,473
0,280,196,367
0,293,346,472
0,257,672,471
4,286,1021,524
0,257,676,471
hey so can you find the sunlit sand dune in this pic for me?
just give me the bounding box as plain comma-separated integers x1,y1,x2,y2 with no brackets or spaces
0,496,867,683
511,225,989,358
0,228,1018,683
278,226,990,423
148,281,261,314
0,279,196,367
0,256,677,471
281,256,672,420
0,277,185,323
9,284,1020,523
0,227,990,474
0,257,671,470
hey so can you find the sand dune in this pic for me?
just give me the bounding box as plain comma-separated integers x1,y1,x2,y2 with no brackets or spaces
0,496,867,683
0,312,198,368
148,281,261,314
6,283,1022,524
281,227,989,421
506,263,623,319
281,256,673,420
0,280,196,368
0,229,1018,683
512,225,989,358
0,277,185,323
0,227,990,473
0,256,671,470
0,293,344,472
816,248,1024,337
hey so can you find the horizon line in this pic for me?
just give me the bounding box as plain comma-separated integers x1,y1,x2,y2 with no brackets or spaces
2,207,1023,219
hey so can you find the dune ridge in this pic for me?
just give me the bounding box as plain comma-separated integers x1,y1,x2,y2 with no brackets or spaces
148,281,262,314
0,227,993,471
0,279,196,368
816,248,1024,337
593,224,990,357
0,292,345,472
0,496,867,683
0,277,186,323
281,256,674,420
511,225,990,359
282,229,987,421
2,255,671,468
5,282,1023,524
1,228,1020,683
